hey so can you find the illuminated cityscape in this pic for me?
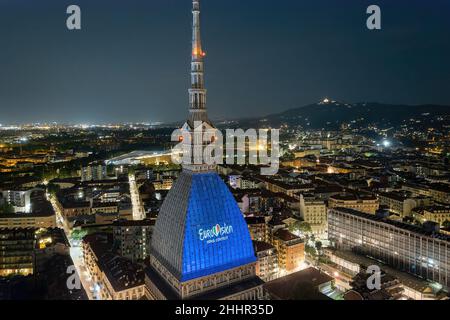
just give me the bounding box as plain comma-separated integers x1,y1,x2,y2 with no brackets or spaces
1,0,450,306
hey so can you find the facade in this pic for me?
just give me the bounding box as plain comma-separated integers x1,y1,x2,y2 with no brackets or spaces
245,216,268,242
299,194,327,225
229,176,262,190
272,229,305,273
403,183,450,204
152,177,174,191
0,228,35,277
299,194,327,237
81,163,107,182
428,184,450,204
112,219,154,263
0,228,68,278
2,188,33,213
0,212,56,229
0,191,56,229
328,193,379,214
413,205,450,226
145,0,263,300
55,199,91,219
95,209,132,225
261,178,303,198
328,207,450,290
254,241,278,282
93,201,133,224
91,202,118,214
378,191,432,218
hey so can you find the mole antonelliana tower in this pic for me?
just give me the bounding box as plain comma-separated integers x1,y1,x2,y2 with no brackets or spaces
145,0,264,300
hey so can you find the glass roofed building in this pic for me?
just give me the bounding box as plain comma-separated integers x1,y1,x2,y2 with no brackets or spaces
145,0,264,300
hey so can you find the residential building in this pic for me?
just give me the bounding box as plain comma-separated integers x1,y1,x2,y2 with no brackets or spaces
403,183,450,204
328,207,450,290
112,219,155,263
253,241,278,282
0,228,35,277
82,233,145,300
245,216,267,242
347,271,404,300
0,191,56,229
328,193,379,214
272,229,305,273
325,248,448,300
413,205,450,226
2,188,34,213
0,228,70,278
379,191,432,218
299,194,327,237
0,212,55,229
81,163,107,182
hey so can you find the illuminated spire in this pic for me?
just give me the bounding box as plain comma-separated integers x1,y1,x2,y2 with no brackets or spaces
182,0,216,173
188,0,209,124
192,0,204,60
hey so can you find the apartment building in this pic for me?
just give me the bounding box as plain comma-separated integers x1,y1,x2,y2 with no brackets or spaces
328,193,379,214
272,229,305,273
328,207,450,290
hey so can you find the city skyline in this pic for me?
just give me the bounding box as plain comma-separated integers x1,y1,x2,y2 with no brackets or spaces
1,0,450,303
1,0,450,124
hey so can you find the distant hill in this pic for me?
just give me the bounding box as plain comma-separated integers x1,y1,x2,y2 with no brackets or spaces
231,100,450,130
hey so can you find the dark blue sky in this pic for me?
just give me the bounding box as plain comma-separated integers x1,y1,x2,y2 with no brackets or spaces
0,0,449,124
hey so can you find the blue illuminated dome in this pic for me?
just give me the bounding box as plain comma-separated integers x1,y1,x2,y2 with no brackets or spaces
151,171,257,282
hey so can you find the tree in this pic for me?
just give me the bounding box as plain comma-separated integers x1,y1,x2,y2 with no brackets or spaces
289,220,312,234
304,245,317,257
128,166,136,175
315,241,323,255
299,221,312,233
47,183,61,196
0,202,14,214
443,220,450,229
282,151,295,161
71,229,88,241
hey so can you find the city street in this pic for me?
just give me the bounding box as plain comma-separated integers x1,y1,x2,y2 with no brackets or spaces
70,245,100,300
129,174,145,220
49,195,99,300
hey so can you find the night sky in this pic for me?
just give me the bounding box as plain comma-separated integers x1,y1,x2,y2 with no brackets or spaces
0,0,449,124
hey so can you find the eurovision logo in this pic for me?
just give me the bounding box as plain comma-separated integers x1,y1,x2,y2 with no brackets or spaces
198,223,233,242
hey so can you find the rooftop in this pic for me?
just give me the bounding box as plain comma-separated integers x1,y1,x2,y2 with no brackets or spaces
329,249,440,294
273,229,302,243
331,207,450,242
264,267,333,300
330,192,377,201
253,240,275,253
112,219,156,227
245,216,266,225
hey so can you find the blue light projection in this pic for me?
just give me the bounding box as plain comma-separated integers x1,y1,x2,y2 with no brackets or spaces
181,173,256,281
